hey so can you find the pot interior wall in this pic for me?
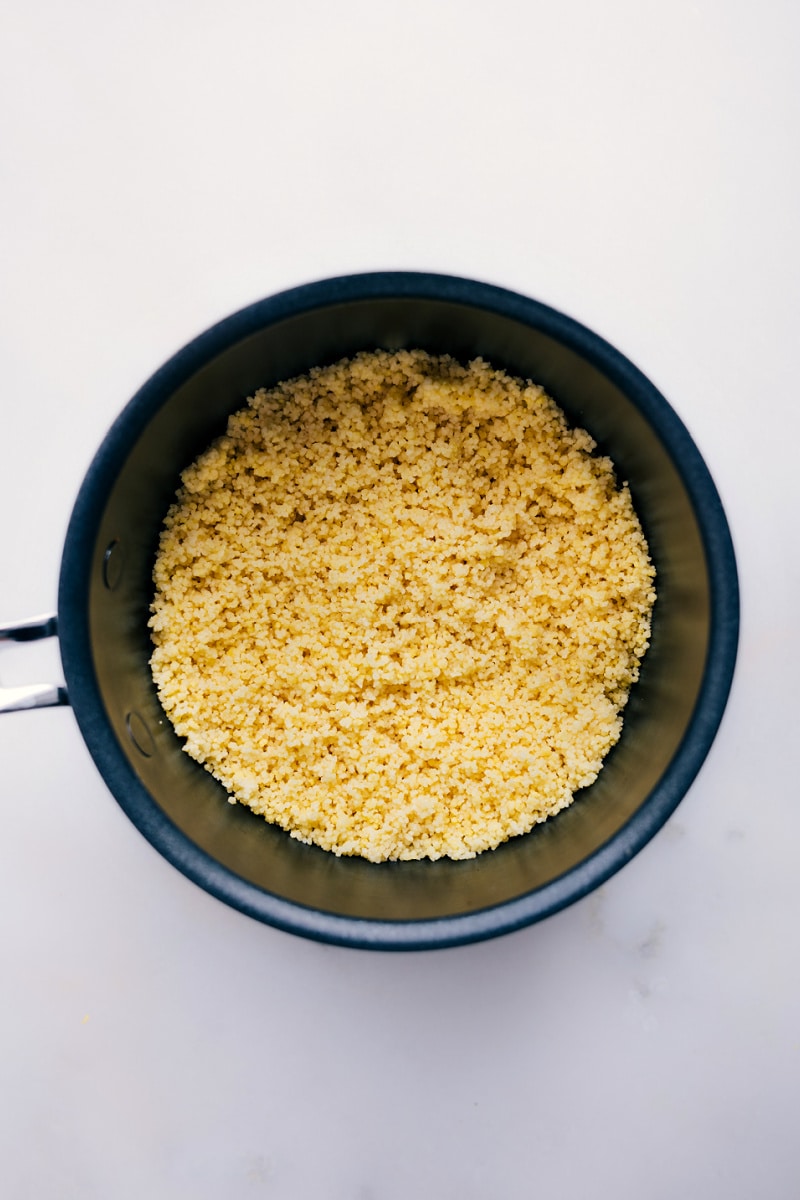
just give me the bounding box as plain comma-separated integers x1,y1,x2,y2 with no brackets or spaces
84,297,709,921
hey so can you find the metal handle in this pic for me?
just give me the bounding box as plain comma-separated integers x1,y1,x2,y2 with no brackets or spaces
0,614,69,713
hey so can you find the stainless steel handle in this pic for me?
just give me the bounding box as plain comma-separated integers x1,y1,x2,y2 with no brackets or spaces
0,614,69,713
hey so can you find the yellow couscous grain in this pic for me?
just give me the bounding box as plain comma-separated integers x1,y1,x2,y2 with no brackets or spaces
149,350,656,861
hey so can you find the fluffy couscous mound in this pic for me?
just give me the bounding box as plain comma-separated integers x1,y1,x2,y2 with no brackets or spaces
149,350,655,861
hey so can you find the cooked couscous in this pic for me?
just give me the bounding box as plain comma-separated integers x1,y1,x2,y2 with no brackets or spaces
149,350,655,861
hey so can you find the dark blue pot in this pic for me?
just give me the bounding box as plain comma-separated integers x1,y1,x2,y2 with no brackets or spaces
57,273,739,949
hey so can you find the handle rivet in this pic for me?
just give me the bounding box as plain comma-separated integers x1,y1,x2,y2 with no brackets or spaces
102,540,124,591
125,710,154,757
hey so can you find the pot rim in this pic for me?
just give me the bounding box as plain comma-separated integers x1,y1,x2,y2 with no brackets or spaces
57,271,740,950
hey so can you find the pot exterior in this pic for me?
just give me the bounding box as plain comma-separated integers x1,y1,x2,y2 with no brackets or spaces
57,273,739,949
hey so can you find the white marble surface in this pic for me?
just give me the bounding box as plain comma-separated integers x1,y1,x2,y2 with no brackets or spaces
1,2,798,1196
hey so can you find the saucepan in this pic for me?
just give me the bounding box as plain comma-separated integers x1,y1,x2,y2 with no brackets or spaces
0,272,739,949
